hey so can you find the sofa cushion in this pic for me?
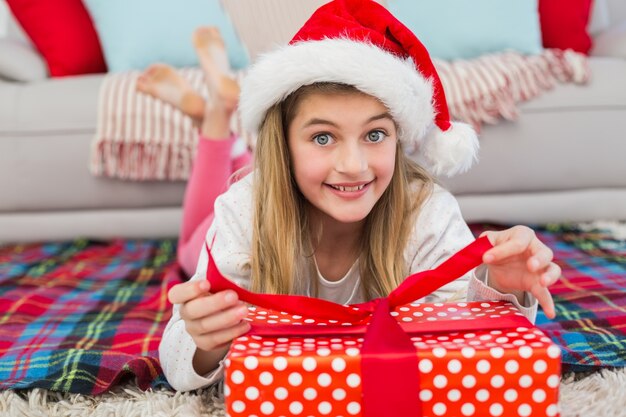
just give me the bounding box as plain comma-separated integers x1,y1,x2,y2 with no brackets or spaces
5,0,107,77
83,0,248,72
386,0,543,60
0,75,103,134
0,38,47,82
443,58,626,196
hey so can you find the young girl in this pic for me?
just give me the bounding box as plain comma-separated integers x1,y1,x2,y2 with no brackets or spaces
159,0,561,392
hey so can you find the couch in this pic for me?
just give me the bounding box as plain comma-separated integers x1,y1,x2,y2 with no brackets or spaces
1,0,626,243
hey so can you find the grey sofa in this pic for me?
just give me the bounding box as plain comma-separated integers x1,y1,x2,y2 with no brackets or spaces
1,0,625,243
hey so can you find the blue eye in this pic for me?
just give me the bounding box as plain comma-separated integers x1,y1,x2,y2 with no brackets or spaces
314,134,332,146
367,130,386,143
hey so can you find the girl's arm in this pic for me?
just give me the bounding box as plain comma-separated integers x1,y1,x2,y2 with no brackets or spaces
160,174,255,391
406,185,539,322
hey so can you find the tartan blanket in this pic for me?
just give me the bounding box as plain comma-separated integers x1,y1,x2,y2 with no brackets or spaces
90,49,589,181
0,239,180,394
1,223,624,394
471,224,626,372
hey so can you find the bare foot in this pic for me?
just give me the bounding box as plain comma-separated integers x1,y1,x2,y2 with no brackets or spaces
192,27,240,114
137,63,205,123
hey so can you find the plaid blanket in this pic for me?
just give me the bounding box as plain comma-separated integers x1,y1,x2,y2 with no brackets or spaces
471,224,626,372
0,239,180,394
0,224,624,394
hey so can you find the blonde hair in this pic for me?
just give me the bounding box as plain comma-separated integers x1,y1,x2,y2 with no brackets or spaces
250,83,434,299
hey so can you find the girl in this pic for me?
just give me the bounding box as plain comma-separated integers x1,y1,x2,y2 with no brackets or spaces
159,0,561,392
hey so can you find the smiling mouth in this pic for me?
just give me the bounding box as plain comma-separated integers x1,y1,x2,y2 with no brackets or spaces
327,181,372,192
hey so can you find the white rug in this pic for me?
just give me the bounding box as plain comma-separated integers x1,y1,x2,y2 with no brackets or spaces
2,368,626,417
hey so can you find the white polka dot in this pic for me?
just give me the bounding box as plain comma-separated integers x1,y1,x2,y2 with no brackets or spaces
476,359,491,373
244,356,259,370
232,400,246,413
505,359,519,373
504,389,518,402
303,388,317,400
433,375,447,389
533,389,546,402
245,387,259,400
231,370,245,384
547,404,559,416
317,348,331,356
347,373,361,388
288,372,303,386
289,401,303,415
461,403,475,416
274,387,288,400
461,347,476,358
273,356,287,371
347,402,361,415
420,389,433,401
475,389,489,402
259,371,273,385
490,403,503,416
447,389,461,401
332,388,346,401
490,347,504,358
519,346,533,358
288,349,302,356
462,375,476,388
346,347,360,357
447,359,462,373
318,401,332,415
547,345,561,359
433,402,446,416
491,375,505,388
433,347,447,358
224,383,230,396
302,357,317,371
533,360,547,373
519,375,533,388
518,404,532,417
318,373,332,387
547,374,560,388
332,358,346,372
260,401,274,415
419,359,433,373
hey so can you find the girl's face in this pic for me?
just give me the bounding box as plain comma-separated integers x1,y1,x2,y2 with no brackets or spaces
287,91,398,225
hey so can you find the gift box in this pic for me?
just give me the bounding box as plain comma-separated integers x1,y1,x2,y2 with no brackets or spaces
203,236,562,417
224,301,561,417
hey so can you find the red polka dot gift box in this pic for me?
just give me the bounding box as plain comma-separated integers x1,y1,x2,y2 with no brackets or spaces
204,237,562,417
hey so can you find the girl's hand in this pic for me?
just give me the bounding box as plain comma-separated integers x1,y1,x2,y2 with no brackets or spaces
480,226,561,319
168,280,251,352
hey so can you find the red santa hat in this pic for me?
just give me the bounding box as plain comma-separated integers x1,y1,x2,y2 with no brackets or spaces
239,0,479,177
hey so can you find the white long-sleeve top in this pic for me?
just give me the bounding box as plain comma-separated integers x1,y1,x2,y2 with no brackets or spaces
159,173,537,392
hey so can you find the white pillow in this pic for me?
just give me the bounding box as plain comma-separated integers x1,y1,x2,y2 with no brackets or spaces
0,39,47,82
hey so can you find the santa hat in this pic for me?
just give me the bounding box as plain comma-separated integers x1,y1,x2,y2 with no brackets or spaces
239,0,479,177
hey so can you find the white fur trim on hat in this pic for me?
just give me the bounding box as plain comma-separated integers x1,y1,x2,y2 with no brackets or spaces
239,38,478,177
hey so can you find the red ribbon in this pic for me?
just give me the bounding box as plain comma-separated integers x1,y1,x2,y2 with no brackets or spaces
205,236,531,417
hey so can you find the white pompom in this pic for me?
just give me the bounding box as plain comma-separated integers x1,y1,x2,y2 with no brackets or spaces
412,122,479,177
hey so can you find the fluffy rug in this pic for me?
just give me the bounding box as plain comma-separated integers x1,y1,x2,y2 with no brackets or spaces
3,368,626,417
1,221,624,416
